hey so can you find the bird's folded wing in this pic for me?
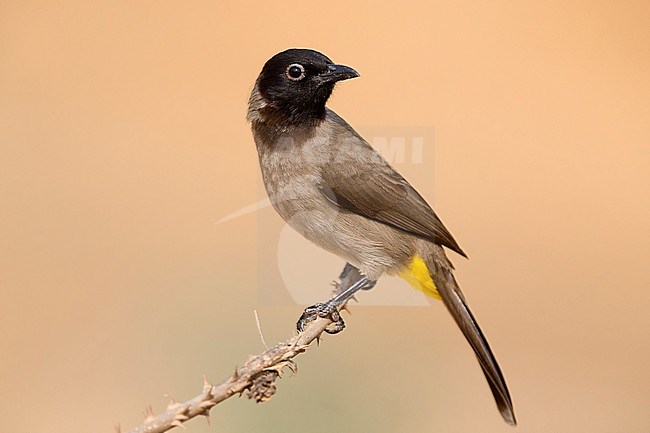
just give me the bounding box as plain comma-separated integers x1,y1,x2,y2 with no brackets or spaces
319,159,466,257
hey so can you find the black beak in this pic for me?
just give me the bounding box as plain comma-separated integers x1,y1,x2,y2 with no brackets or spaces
320,64,360,84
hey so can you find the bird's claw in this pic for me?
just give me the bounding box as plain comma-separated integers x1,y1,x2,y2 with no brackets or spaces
296,301,345,334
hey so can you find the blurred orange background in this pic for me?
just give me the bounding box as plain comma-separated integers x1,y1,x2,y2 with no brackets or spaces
1,1,648,432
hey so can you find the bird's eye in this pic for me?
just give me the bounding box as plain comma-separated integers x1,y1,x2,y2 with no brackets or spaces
286,64,306,81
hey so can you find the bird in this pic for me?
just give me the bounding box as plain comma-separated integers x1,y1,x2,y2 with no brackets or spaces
247,48,516,426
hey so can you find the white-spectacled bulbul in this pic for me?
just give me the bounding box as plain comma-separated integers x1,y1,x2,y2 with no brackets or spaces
247,48,516,426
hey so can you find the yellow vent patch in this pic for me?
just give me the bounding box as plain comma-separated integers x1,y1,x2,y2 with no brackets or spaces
397,255,441,300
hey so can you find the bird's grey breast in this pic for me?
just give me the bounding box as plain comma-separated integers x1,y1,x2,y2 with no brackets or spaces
253,121,336,230
251,114,410,277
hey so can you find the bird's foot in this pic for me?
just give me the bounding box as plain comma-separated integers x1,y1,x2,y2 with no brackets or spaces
296,301,345,334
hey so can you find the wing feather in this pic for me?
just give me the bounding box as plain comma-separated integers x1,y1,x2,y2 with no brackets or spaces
319,146,466,257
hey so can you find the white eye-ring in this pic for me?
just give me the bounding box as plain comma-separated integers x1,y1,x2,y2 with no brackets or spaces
286,63,306,81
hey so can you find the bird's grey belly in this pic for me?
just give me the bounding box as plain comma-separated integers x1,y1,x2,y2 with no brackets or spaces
265,177,413,279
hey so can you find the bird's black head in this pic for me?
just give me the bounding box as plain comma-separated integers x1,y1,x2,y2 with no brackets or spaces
249,48,359,127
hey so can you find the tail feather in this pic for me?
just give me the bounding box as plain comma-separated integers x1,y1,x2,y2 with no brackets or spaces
430,260,517,425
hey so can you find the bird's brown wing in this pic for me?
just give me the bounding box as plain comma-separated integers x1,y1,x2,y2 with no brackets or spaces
319,152,466,257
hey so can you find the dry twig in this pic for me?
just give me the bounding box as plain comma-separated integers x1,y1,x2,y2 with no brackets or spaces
122,264,362,433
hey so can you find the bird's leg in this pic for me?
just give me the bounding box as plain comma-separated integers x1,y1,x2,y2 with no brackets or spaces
297,265,375,334
334,263,376,297
296,278,369,334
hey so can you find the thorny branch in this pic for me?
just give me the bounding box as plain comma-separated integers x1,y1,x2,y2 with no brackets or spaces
121,264,363,433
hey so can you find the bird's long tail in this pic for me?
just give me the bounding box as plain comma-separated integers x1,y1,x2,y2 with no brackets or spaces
399,253,516,425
